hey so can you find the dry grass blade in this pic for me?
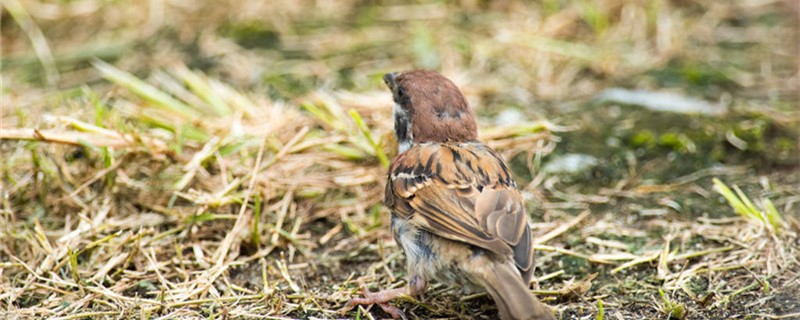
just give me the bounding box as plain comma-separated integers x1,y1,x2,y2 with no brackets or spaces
0,128,167,152
2,1,797,319
535,210,590,245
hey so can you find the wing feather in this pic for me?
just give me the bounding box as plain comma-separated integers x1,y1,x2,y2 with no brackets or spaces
385,142,533,275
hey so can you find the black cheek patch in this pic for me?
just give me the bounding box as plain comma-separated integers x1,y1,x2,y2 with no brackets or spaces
395,116,410,142
396,87,411,106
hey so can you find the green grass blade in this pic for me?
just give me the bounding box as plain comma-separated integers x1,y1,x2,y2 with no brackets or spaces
172,65,231,116
596,299,604,320
733,185,760,219
349,109,389,168
301,102,336,129
761,198,783,234
712,178,752,219
93,59,200,120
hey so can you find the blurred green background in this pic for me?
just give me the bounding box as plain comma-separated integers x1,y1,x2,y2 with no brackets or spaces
4,0,797,175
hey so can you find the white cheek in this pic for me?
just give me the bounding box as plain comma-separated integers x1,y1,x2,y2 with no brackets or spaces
392,104,406,122
398,141,412,154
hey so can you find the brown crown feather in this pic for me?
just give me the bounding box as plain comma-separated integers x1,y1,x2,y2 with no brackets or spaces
393,70,478,143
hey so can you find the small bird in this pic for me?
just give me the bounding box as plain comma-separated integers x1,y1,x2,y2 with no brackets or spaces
344,70,554,320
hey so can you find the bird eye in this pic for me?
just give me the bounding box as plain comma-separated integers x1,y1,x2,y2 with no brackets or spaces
395,87,407,103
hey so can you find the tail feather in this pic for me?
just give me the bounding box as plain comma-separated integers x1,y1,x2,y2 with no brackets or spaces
480,262,554,320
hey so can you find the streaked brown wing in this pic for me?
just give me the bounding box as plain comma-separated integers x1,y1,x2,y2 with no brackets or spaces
385,142,533,275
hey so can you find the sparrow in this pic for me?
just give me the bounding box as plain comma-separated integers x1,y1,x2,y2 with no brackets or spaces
343,70,554,320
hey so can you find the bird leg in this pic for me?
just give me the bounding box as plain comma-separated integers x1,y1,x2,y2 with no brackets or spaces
341,276,427,319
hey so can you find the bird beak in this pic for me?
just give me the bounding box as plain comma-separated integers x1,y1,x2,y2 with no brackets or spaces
383,72,398,90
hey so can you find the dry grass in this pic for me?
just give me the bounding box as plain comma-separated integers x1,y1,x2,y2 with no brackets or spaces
2,0,799,319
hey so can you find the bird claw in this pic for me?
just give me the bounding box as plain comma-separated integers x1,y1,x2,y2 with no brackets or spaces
341,283,408,319
377,302,407,320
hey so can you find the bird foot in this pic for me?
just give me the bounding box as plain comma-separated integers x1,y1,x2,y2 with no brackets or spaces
341,276,428,319
341,283,409,319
